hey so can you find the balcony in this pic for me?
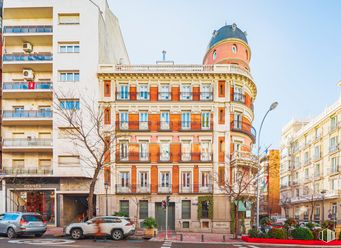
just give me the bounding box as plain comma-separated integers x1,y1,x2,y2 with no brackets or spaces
3,53,53,72
2,110,52,126
158,92,171,101
3,82,53,99
115,184,151,194
116,152,150,163
2,138,53,152
230,151,258,169
230,121,256,143
116,121,213,132
3,25,53,35
179,92,213,101
179,153,213,163
0,167,53,176
329,145,339,154
328,165,339,174
158,184,172,194
3,53,53,62
180,184,213,194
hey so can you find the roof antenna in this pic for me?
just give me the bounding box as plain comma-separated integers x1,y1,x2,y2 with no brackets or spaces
162,50,166,61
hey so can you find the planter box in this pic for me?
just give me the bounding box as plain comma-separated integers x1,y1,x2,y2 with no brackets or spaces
242,236,341,246
144,228,157,238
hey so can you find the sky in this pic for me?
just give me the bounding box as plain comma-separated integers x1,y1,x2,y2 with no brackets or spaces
107,0,341,151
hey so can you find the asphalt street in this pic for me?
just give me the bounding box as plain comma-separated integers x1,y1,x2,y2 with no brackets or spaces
0,237,328,248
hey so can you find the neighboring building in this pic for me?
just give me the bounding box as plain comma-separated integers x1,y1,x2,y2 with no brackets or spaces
259,149,281,218
280,92,341,226
97,23,257,233
0,0,129,226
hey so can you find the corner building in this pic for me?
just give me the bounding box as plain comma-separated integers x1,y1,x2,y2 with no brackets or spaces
97,24,257,233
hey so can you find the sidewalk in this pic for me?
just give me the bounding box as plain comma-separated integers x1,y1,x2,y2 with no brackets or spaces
150,231,240,243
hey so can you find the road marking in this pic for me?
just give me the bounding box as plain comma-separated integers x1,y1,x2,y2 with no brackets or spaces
248,246,260,248
8,239,75,245
161,240,172,248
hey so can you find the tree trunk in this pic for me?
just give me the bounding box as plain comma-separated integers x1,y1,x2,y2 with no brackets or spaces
234,207,239,239
87,164,102,219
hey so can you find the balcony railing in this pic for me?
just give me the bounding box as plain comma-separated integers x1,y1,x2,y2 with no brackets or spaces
231,151,258,168
329,145,339,153
3,82,53,90
230,121,256,142
115,91,213,101
158,184,172,194
117,121,213,131
116,152,150,163
158,92,171,101
3,138,53,147
3,53,53,62
1,167,53,175
180,92,213,101
179,153,213,162
3,110,52,119
233,93,245,103
4,25,53,33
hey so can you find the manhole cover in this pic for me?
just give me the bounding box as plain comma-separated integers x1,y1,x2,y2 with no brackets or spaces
9,239,75,245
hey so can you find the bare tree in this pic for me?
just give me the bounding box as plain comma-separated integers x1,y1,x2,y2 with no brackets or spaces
280,193,291,218
54,92,124,219
216,159,258,239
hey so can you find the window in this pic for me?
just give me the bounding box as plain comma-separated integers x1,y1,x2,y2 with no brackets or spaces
212,50,217,60
182,200,191,219
138,84,149,100
314,182,320,194
232,44,237,54
331,157,338,173
138,171,148,188
234,113,242,129
104,107,111,125
218,80,225,97
181,112,191,129
59,43,80,53
296,188,300,197
119,200,129,216
200,141,211,161
139,141,149,161
304,168,309,179
160,171,170,188
314,146,321,160
60,100,80,110
119,112,129,130
234,142,242,152
58,155,80,166
304,151,310,164
120,172,129,187
160,142,170,161
219,108,225,124
314,164,320,177
331,116,338,130
118,84,129,100
39,159,51,168
180,84,191,100
201,171,210,188
315,127,322,139
58,13,80,24
139,112,148,130
139,200,148,219
120,142,128,160
160,112,170,130
201,84,212,100
234,86,244,102
201,112,210,129
201,201,209,219
12,159,24,169
218,167,225,186
59,72,80,82
181,141,191,161
331,178,338,190
332,203,337,220
159,85,170,100
181,171,191,190
329,136,338,152
104,81,111,97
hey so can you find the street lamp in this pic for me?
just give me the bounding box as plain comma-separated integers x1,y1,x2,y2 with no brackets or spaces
256,101,279,229
104,182,109,216
321,189,326,224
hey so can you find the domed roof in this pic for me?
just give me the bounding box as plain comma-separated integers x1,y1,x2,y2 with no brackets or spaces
208,23,248,48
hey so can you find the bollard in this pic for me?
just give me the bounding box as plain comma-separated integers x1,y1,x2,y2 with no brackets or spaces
223,235,226,242
201,234,204,242
180,234,183,241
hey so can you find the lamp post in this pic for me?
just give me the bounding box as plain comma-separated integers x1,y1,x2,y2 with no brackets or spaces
321,189,326,224
256,101,278,229
104,182,109,216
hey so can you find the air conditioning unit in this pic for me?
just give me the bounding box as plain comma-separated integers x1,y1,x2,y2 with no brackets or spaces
23,42,33,53
23,69,34,80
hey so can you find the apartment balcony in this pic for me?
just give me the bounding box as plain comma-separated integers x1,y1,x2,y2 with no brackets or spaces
179,152,213,163
329,145,339,154
158,92,172,101
325,190,341,199
3,25,53,35
179,92,213,101
0,167,53,176
116,152,150,163
2,110,52,126
116,121,213,132
115,185,133,194
3,82,53,99
158,185,172,194
115,91,213,101
230,151,258,169
328,166,340,175
3,53,53,72
232,93,254,111
230,121,256,143
180,184,213,194
2,138,53,152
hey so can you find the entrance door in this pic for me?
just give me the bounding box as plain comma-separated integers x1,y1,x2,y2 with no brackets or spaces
155,202,175,231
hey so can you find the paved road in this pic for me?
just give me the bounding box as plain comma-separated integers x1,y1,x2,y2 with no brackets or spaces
0,237,325,248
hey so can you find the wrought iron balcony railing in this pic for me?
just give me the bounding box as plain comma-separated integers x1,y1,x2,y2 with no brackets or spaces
116,121,213,131
116,152,150,162
230,121,256,142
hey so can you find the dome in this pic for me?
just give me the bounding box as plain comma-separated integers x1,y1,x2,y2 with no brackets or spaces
208,23,248,49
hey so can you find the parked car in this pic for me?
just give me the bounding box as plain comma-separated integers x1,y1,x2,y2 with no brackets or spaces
64,216,135,240
0,212,47,239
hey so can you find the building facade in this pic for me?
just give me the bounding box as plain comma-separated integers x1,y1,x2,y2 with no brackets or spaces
280,93,341,227
96,24,258,233
0,0,129,226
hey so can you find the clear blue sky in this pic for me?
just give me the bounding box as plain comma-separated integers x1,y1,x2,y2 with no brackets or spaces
108,0,341,150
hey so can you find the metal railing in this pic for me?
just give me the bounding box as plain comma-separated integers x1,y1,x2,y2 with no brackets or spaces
116,121,213,131
116,152,150,162
1,167,53,175
231,151,258,165
3,110,52,119
329,145,339,153
4,25,53,33
115,91,213,101
233,93,245,103
230,121,256,142
3,138,53,147
3,82,53,90
158,92,171,100
3,53,53,62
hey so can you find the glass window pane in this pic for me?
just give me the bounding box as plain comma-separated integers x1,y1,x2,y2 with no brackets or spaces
182,200,191,219
139,200,148,219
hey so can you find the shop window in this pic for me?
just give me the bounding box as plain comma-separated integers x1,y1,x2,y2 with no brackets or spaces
182,200,191,219
139,200,148,219
120,200,129,216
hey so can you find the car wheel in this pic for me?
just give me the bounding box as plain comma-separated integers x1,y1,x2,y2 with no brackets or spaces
7,228,16,239
111,229,123,240
70,228,83,240
35,233,43,238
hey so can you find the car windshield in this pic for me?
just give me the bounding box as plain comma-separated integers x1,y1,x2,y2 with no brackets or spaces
22,215,43,222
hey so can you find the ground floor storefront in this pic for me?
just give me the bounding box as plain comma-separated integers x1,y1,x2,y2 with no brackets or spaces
1,177,91,227
97,194,253,233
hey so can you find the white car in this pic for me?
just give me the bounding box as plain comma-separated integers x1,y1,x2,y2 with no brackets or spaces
64,216,135,240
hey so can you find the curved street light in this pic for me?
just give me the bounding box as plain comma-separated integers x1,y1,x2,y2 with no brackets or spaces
256,101,279,229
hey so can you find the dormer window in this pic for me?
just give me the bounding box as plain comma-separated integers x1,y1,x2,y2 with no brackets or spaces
213,50,217,60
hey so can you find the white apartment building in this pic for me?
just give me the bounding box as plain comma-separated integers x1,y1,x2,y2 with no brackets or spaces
0,0,129,226
280,90,341,227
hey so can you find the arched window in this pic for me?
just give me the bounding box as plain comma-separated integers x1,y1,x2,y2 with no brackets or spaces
232,44,237,54
212,50,217,60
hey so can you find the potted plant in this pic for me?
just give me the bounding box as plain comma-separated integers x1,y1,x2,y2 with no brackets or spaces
142,217,157,239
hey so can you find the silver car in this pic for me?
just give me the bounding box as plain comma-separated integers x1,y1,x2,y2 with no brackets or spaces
0,212,47,238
